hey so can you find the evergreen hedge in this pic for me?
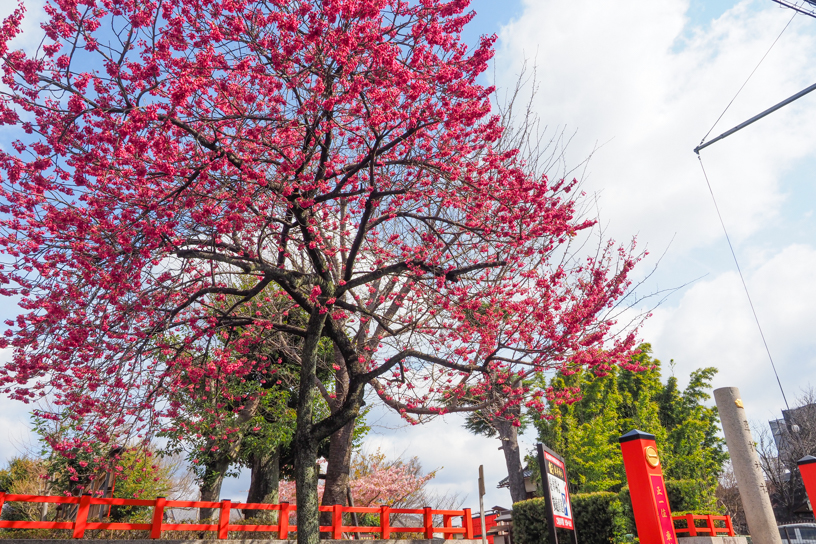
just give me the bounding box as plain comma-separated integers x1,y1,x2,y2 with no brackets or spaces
513,493,627,544
512,480,716,544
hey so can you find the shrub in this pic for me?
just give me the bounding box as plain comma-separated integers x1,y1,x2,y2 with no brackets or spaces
513,492,627,544
0,457,49,521
512,497,546,544
572,493,628,544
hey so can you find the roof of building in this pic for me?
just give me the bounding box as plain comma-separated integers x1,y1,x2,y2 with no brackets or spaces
497,466,533,488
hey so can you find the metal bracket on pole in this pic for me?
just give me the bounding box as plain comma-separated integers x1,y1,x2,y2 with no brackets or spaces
695,81,816,154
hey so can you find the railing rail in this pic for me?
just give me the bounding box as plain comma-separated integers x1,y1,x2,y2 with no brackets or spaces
0,492,474,540
672,513,735,537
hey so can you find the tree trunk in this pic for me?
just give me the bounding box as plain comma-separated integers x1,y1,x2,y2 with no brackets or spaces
245,446,281,520
295,309,329,544
495,410,527,504
320,347,356,533
199,456,231,520
322,420,355,506
198,396,262,521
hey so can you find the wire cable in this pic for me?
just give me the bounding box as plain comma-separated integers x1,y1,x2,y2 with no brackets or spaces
699,6,798,147
696,155,791,412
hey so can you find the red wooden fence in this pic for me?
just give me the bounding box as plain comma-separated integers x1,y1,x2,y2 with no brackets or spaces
672,513,735,537
0,492,474,540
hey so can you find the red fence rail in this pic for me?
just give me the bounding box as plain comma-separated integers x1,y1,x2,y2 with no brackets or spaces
672,513,735,537
0,492,474,540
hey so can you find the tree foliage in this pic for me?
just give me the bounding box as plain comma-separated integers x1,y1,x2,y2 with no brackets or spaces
0,0,643,540
536,344,727,505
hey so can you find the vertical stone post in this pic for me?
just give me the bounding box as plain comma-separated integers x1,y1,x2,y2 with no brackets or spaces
714,387,782,544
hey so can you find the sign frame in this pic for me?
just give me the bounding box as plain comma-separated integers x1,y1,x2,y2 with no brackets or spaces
536,443,578,544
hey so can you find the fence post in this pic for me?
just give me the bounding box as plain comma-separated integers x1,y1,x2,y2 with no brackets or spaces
443,514,453,540
685,513,696,537
424,506,434,539
278,502,290,539
380,505,391,539
463,508,473,539
73,494,92,539
332,503,343,539
151,496,166,539
706,514,716,536
218,499,231,539
725,515,735,536
0,492,5,515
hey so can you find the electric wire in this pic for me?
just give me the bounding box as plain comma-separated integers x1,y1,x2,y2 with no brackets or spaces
693,0,810,417
699,6,798,147
696,155,791,413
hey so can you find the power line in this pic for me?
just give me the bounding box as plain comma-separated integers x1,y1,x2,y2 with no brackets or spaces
696,155,791,412
689,1,814,411
698,5,798,148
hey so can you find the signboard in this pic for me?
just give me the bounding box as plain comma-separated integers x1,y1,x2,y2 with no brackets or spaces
536,443,578,544
543,451,573,529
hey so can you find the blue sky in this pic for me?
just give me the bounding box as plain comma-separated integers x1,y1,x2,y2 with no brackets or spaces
3,0,816,512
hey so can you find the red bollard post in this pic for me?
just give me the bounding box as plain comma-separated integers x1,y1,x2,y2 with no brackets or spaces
725,514,735,536
443,514,453,540
799,456,816,515
685,513,696,536
332,504,343,539
619,430,677,544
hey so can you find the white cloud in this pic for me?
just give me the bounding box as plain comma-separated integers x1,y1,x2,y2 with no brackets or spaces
487,0,816,430
493,0,816,255
642,243,816,420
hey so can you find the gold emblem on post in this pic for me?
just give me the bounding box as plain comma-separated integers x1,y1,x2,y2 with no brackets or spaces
735,399,744,408
645,446,660,468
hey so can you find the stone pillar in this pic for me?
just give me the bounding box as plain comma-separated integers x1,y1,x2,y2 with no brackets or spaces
714,387,781,544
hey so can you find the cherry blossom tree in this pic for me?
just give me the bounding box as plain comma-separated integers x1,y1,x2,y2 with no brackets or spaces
0,0,642,542
279,450,442,517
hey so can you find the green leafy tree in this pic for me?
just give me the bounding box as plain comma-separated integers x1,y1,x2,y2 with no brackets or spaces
535,344,727,506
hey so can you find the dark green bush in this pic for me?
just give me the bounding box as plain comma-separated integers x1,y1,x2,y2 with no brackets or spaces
572,493,628,544
512,497,549,544
513,492,627,544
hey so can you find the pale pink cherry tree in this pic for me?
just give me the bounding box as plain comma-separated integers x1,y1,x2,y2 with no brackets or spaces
279,451,437,513
0,0,641,542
